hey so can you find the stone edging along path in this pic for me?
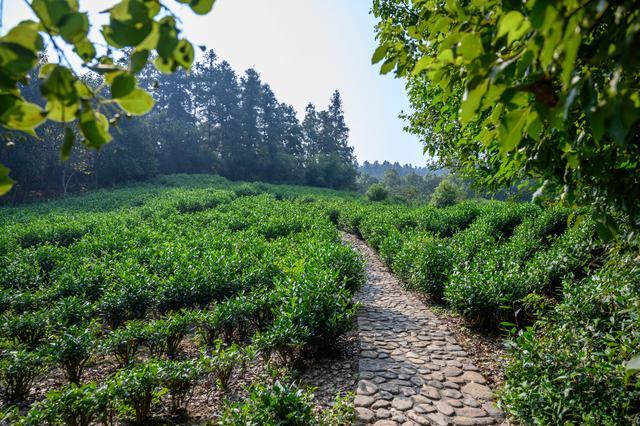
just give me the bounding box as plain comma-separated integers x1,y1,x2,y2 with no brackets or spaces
343,234,506,426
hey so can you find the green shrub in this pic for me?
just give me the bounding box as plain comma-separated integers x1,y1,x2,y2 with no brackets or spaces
0,310,50,349
365,183,389,202
500,255,640,424
395,232,453,299
48,324,97,384
21,382,116,426
140,310,195,359
98,281,153,329
50,296,94,329
158,358,203,414
110,362,165,424
525,217,601,295
234,183,262,197
102,321,145,366
377,228,405,267
200,342,249,392
220,380,317,426
429,177,466,208
258,270,356,364
0,349,47,402
198,292,273,346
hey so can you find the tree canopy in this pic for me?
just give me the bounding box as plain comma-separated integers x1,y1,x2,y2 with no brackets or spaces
1,52,357,200
0,0,218,195
372,0,640,236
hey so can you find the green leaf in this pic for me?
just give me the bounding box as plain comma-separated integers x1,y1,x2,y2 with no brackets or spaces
1,20,44,52
499,108,529,153
31,0,76,30
436,49,454,64
79,109,112,148
156,18,179,60
111,73,136,98
380,58,397,75
460,81,488,124
626,355,640,377
372,44,389,65
497,11,524,40
73,38,96,61
0,96,46,131
174,40,195,69
130,50,150,74
40,65,78,104
458,33,483,61
60,126,74,160
154,56,177,74
102,0,154,48
45,99,78,122
59,12,89,44
116,88,155,115
189,0,216,15
0,164,13,196
412,56,432,76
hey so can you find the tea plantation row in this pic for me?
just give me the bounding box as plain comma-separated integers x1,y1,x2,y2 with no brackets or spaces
327,199,639,424
0,176,365,424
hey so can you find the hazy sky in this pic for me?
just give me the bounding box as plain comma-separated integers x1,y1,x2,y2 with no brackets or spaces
5,0,426,165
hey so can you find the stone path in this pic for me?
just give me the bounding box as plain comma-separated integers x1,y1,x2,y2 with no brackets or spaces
344,234,505,426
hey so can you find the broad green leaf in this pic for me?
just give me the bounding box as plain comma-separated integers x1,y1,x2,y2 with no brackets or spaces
372,44,389,64
499,108,529,153
130,50,150,74
31,0,76,30
432,16,452,34
458,33,483,61
154,56,177,74
436,49,454,64
189,0,216,15
0,42,39,77
561,19,582,86
526,112,543,141
0,164,13,196
59,12,89,44
46,98,78,122
136,22,160,51
380,58,397,75
60,126,74,160
73,38,96,61
103,0,153,48
626,355,640,377
174,40,195,69
40,65,78,104
412,56,432,76
0,97,46,131
156,18,179,60
74,80,93,99
497,11,524,40
79,109,112,148
111,73,136,98
116,88,155,115
1,20,44,52
460,81,488,124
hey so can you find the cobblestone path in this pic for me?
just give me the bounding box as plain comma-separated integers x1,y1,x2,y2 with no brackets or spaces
344,234,505,426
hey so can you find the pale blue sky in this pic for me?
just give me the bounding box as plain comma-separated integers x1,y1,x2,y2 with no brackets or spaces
4,0,425,165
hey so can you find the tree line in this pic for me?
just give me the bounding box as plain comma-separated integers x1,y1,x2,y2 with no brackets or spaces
0,50,357,202
358,160,437,180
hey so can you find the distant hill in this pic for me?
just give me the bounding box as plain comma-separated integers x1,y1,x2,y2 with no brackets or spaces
358,161,444,180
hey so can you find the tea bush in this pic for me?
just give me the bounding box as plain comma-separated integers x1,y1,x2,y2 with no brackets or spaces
500,255,640,424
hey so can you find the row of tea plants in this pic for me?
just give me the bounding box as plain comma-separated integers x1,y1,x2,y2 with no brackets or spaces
323,199,639,424
0,176,365,424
